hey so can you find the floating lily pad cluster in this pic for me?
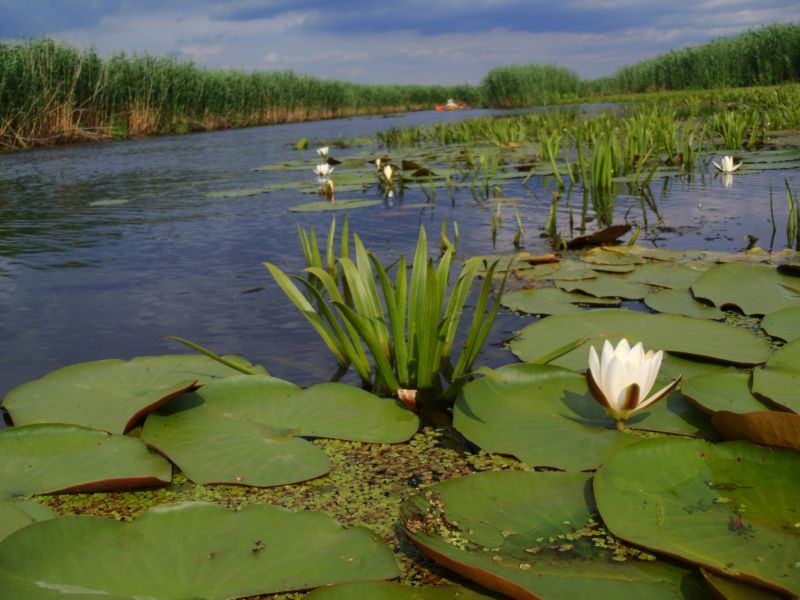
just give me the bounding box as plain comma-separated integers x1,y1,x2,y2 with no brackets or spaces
402,441,800,598
391,244,800,598
0,353,422,597
1,244,800,598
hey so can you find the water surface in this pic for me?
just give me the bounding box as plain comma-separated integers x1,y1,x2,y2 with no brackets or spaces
1,107,797,402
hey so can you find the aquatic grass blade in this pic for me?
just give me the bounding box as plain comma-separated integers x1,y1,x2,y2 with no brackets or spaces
264,262,350,367
160,336,260,376
333,302,400,392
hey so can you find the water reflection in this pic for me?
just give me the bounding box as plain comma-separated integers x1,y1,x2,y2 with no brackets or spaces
0,107,797,403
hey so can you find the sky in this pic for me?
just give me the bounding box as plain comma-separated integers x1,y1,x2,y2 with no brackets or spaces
2,1,799,85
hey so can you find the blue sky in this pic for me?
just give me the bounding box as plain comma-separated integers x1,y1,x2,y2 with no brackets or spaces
2,1,798,84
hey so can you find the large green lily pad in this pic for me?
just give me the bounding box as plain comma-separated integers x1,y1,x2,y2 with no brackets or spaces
680,373,772,414
761,305,800,341
751,339,800,413
142,375,418,486
0,502,400,599
501,287,617,315
690,263,800,315
594,437,800,597
0,424,172,498
402,471,706,600
581,247,646,265
0,500,54,541
510,309,771,370
454,364,710,470
2,354,266,434
626,263,706,289
455,364,631,470
556,273,651,300
644,289,725,320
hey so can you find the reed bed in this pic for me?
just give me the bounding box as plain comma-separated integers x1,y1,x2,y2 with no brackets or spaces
481,64,581,108
480,23,800,108
595,22,800,95
0,38,483,149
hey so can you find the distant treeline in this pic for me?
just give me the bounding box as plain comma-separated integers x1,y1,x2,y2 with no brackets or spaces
2,22,799,149
0,38,481,149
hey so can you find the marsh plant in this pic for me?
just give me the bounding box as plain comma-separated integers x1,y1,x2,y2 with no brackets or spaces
265,219,505,406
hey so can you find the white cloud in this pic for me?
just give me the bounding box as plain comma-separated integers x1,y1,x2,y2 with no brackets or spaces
36,1,800,83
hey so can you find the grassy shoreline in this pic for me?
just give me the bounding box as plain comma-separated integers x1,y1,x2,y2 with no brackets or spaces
2,22,798,152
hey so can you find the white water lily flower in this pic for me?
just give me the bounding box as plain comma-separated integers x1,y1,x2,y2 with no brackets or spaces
313,163,334,179
587,339,681,431
375,157,382,169
316,146,329,157
383,164,394,182
712,155,741,173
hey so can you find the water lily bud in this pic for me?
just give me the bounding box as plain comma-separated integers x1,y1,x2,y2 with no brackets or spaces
383,164,394,182
316,146,329,157
586,339,681,431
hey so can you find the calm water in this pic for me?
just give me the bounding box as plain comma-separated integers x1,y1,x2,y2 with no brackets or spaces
0,107,798,402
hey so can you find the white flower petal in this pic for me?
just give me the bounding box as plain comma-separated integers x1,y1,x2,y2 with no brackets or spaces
588,345,601,382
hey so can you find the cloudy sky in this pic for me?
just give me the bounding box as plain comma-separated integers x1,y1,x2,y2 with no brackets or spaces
2,1,798,84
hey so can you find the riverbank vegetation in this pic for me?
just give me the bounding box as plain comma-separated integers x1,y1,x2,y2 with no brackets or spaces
1,22,799,150
0,38,479,150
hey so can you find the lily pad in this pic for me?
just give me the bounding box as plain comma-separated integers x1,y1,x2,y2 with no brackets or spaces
402,471,706,599
626,263,705,289
556,273,651,300
2,354,266,434
701,569,783,600
680,373,771,414
142,375,418,486
761,304,800,341
751,339,800,413
510,309,771,370
690,263,800,316
590,263,637,273
457,364,646,470
581,247,646,266
535,260,598,280
594,437,800,597
289,199,381,212
0,500,54,541
0,424,171,498
0,502,400,599
711,410,800,450
644,288,725,319
501,287,618,315
306,582,492,599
